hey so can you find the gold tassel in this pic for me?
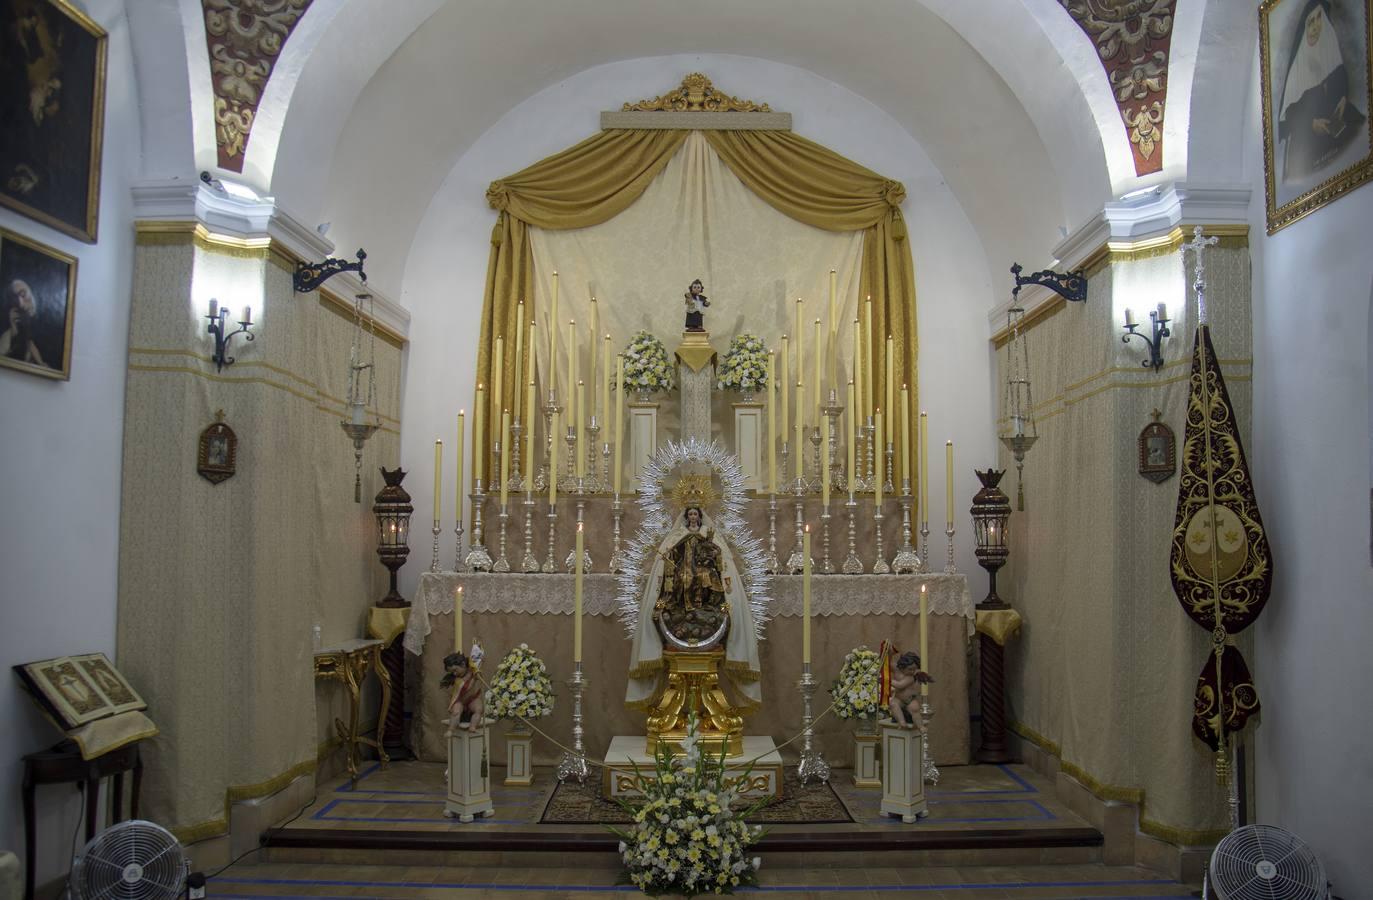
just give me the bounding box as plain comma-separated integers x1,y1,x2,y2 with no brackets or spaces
490,212,504,246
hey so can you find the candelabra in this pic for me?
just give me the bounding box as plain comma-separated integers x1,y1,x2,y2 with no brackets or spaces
944,522,957,574
536,390,562,493
565,484,593,571
808,427,823,494
820,504,834,574
559,427,578,492
464,482,493,571
762,494,779,574
884,443,895,495
520,494,539,572
584,419,602,493
919,521,931,574
785,479,808,574
556,662,589,783
609,493,626,573
541,503,558,574
492,505,511,573
871,502,890,574
430,520,441,572
892,481,921,574
920,698,940,784
796,663,831,784
823,391,846,493
508,418,525,493
453,515,466,572
841,494,863,574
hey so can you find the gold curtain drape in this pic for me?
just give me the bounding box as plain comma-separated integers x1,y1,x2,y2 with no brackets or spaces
480,126,918,489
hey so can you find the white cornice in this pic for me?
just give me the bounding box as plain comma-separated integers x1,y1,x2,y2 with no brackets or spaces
987,181,1252,331
131,179,410,339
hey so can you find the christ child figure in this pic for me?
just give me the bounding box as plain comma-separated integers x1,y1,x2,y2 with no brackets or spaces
441,651,485,731
887,651,934,728
683,279,710,332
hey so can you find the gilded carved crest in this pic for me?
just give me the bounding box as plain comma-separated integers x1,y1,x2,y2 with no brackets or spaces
622,73,771,113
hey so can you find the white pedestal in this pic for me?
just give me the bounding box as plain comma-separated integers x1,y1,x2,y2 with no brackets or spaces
444,725,495,822
880,720,929,822
733,401,764,491
602,735,782,801
505,725,533,786
853,727,881,788
627,402,659,493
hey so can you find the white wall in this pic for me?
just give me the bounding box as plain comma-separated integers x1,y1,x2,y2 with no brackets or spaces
1246,45,1373,893
0,0,141,886
396,54,998,601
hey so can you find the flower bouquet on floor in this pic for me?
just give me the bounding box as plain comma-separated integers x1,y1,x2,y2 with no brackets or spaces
610,716,766,897
831,645,883,785
623,331,675,402
484,644,554,785
716,333,768,402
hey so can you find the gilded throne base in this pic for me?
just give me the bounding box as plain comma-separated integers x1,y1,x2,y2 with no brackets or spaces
644,648,745,758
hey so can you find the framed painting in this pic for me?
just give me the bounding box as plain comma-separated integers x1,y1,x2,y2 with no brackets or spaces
1138,413,1176,484
0,0,107,243
0,227,77,380
1261,0,1373,233
198,410,238,484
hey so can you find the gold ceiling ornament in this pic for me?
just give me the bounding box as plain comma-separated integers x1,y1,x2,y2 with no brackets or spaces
669,472,719,513
622,73,771,113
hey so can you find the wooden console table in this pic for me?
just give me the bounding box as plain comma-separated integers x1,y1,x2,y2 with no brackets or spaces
313,639,391,785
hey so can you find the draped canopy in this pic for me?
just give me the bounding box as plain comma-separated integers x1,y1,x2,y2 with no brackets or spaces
479,126,918,488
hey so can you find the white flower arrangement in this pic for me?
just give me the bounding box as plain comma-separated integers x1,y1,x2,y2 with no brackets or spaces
611,716,765,896
622,331,676,396
830,646,882,720
483,644,555,721
716,333,769,394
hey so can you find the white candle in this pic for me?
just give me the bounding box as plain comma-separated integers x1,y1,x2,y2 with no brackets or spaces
885,335,894,450
492,337,504,436
566,320,576,407
550,272,559,397
601,333,611,431
514,301,524,416
846,380,856,488
613,355,624,494
780,336,790,441
549,409,559,506
767,351,777,494
576,381,586,479
455,411,465,519
455,585,464,652
473,386,485,489
574,521,584,661
919,411,928,523
802,527,812,665
499,409,510,508
945,440,954,524
919,583,929,697
864,298,874,418
874,411,883,508
813,318,822,420
433,440,443,520
1125,307,1136,327
524,378,536,497
852,319,862,440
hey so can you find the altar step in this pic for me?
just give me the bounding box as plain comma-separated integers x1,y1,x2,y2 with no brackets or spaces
261,823,1102,870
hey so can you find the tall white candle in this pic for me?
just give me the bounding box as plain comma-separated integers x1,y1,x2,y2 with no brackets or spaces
802,527,812,665
455,411,465,519
875,411,883,507
455,585,464,652
767,352,777,494
813,318,822,420
433,440,443,520
613,355,624,494
919,583,929,697
574,522,585,660
576,381,586,479
864,298,874,418
499,409,510,508
780,336,790,441
473,386,485,489
492,337,504,437
919,411,928,523
514,302,524,417
946,440,954,524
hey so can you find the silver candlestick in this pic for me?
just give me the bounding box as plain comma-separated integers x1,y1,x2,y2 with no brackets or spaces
808,426,823,493
780,442,792,496
536,390,562,493
892,481,921,574
556,662,589,783
565,486,593,571
797,663,831,784
864,419,877,493
919,521,931,574
785,480,808,574
884,442,895,495
871,503,891,574
584,419,602,493
559,427,578,491
841,494,863,574
541,504,558,574
920,698,940,784
520,495,539,572
823,390,846,493
762,495,780,574
820,506,834,574
609,493,626,573
601,442,612,498
492,507,511,573
454,514,467,573
464,483,493,571
430,520,442,572
508,418,525,493
944,522,957,574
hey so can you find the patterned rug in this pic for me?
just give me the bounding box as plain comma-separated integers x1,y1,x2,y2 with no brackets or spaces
539,770,853,825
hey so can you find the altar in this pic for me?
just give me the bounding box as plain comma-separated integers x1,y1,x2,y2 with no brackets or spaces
408,570,973,768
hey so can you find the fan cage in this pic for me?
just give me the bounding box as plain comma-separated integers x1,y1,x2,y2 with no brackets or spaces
72,819,187,900
1209,824,1326,900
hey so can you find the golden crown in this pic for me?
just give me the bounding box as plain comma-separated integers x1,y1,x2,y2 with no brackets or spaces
669,473,718,513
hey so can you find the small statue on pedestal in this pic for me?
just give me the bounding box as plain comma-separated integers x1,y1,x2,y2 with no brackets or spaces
683,279,710,332
441,650,485,731
883,650,934,728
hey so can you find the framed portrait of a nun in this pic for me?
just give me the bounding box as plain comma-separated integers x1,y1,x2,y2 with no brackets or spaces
1261,0,1373,232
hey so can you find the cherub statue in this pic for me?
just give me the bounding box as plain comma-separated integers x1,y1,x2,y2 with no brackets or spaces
886,650,934,728
440,650,485,731
683,279,710,332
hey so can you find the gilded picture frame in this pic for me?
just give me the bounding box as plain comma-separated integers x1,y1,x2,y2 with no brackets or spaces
0,226,77,380
1138,418,1176,483
1261,0,1373,233
198,411,238,484
0,0,108,243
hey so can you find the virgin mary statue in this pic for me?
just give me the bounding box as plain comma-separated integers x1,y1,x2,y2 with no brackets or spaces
625,504,762,713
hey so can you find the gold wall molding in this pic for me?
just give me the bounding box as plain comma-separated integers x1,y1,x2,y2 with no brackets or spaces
623,73,771,112
991,225,1249,348
604,72,791,130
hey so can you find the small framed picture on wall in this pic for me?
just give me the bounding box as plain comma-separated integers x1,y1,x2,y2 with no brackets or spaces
0,227,77,380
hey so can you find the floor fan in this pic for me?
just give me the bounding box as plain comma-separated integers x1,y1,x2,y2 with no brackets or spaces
1205,824,1327,900
70,819,188,900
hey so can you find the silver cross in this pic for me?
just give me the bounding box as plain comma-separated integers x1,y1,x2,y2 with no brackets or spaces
1182,226,1220,325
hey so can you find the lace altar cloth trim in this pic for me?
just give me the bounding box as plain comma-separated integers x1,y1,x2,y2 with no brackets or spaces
408,571,972,654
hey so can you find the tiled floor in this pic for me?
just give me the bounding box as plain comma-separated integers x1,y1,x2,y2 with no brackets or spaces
209,860,1198,898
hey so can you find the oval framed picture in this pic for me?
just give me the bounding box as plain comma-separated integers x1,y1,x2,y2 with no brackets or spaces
198,411,237,484
1138,413,1176,483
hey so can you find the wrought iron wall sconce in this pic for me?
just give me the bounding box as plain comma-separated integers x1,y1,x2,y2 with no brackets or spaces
205,298,254,372
1121,304,1170,371
295,248,367,293
1010,262,1087,303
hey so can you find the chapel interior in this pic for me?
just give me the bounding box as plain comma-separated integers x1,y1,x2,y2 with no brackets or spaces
2,1,1372,898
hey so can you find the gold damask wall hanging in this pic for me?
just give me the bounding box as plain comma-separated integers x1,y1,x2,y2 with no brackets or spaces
1058,0,1176,176
1170,230,1270,793
202,0,314,171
